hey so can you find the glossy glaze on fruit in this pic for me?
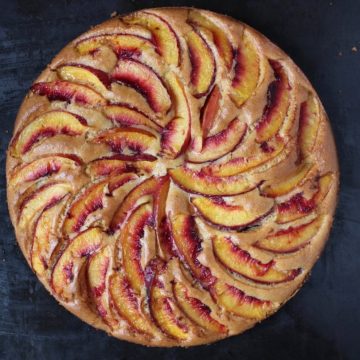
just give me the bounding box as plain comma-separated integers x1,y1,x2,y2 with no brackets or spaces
6,8,338,347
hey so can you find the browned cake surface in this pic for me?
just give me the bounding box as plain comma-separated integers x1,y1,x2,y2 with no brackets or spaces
6,7,339,347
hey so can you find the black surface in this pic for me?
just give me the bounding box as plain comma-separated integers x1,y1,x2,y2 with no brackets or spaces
0,1,359,359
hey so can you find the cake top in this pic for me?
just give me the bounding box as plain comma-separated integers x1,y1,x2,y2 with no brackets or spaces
6,8,338,347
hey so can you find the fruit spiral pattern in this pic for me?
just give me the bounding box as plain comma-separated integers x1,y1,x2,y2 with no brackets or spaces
7,8,338,346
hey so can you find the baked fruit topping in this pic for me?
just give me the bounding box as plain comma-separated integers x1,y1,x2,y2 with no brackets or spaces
7,8,338,347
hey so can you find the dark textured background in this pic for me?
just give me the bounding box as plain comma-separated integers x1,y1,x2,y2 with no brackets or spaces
0,1,359,359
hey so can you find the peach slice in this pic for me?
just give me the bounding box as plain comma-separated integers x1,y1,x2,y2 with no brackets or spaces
87,245,118,328
161,117,191,159
173,282,227,334
119,203,153,294
276,172,334,224
86,154,156,178
9,154,82,188
212,281,274,320
149,265,190,340
76,33,154,58
90,127,158,154
201,84,221,138
57,64,110,94
298,93,321,160
230,33,260,107
185,29,216,97
124,11,180,66
161,72,191,159
261,162,314,198
169,166,259,196
31,81,106,107
51,227,104,301
63,181,107,234
256,60,291,142
187,10,234,70
110,176,160,232
109,272,156,335
276,193,313,224
63,173,135,234
213,236,301,283
255,215,324,253
203,137,286,177
10,111,88,157
107,172,138,195
312,172,334,203
103,104,161,131
186,118,247,163
191,196,274,230
170,214,216,288
18,182,72,230
153,176,174,259
111,58,171,114
31,197,67,276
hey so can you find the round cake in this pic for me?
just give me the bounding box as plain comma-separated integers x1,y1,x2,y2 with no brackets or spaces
6,8,339,347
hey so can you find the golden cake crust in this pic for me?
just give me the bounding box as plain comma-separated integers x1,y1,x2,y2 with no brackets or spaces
6,7,339,347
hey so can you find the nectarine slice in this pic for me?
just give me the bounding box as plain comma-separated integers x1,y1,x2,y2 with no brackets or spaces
203,137,286,177
161,72,191,159
110,272,157,335
111,58,171,114
261,162,314,198
76,33,154,57
51,227,104,301
173,282,227,334
31,81,106,107
298,93,321,160
170,214,216,288
169,166,259,196
63,181,107,234
230,33,260,107
256,60,291,142
57,64,110,94
153,176,174,259
187,10,233,70
119,203,153,294
10,111,88,157
212,281,274,320
86,154,156,178
185,29,216,97
107,172,138,195
110,176,160,232
191,196,274,230
150,272,190,340
276,172,334,224
186,118,247,163
103,104,161,131
31,197,67,276
124,11,180,66
87,245,118,328
213,236,301,282
90,127,158,154
9,154,82,188
18,182,72,230
201,84,221,138
256,215,325,253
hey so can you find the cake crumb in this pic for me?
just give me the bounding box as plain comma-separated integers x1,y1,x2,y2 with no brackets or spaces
351,46,358,52
110,11,117,18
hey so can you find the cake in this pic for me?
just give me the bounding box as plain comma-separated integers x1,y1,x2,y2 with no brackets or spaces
6,8,339,347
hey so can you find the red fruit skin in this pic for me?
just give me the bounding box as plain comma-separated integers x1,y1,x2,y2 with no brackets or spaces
31,81,106,106
255,61,291,135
